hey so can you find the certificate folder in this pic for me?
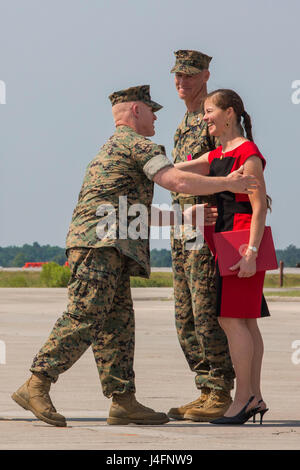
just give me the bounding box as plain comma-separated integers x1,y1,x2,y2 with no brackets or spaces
213,226,278,276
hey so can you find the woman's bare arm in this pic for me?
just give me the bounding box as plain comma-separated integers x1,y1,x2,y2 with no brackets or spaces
174,152,210,175
246,157,268,250
230,156,268,278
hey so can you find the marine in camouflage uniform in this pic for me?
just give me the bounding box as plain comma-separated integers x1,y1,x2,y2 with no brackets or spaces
12,85,172,427
168,50,235,421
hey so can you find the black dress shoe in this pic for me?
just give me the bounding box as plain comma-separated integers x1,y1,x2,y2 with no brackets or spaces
210,396,258,425
252,399,269,425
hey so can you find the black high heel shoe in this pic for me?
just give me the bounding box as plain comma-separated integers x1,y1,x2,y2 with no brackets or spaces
210,396,259,425
252,399,269,425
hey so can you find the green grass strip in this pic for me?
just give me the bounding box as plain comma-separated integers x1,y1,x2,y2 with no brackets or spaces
264,290,300,297
1,270,300,289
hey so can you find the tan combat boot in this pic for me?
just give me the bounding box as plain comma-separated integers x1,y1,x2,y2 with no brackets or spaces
184,389,232,422
107,392,169,425
11,373,66,427
167,387,211,420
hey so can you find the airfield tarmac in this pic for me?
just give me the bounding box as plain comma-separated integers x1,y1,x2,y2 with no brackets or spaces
0,288,300,450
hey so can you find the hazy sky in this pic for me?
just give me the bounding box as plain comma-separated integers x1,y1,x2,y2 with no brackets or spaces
1,0,299,250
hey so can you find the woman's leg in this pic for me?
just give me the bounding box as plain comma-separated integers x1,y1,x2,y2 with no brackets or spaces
245,318,267,409
218,317,257,416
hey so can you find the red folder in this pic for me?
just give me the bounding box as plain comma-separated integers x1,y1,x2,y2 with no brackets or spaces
213,226,278,276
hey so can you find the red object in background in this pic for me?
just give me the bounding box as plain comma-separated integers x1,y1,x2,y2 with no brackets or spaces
187,154,192,161
64,261,69,267
23,262,48,268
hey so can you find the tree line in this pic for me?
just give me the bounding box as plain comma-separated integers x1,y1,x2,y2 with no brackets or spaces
0,243,299,268
0,243,67,267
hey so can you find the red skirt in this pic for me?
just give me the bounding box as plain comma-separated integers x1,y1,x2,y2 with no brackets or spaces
216,263,270,318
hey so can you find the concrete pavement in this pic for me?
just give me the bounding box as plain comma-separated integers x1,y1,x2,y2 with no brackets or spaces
2,267,300,274
0,288,300,450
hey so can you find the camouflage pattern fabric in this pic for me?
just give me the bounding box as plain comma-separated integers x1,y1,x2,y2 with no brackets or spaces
30,247,136,397
171,110,235,392
171,110,217,209
170,50,212,75
66,125,173,278
109,85,162,112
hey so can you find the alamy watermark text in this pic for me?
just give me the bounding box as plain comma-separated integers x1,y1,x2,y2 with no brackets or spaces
0,80,6,104
95,198,205,250
0,341,6,364
291,80,300,104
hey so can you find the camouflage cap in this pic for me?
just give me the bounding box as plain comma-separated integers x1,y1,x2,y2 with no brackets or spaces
109,85,163,112
170,50,212,75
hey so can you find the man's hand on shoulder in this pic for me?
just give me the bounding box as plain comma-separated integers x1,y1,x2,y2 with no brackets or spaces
226,165,259,194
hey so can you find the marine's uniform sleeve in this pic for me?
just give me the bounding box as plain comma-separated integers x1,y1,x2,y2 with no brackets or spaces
132,139,174,181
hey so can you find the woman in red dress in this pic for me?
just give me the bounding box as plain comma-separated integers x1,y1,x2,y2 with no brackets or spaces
176,89,270,425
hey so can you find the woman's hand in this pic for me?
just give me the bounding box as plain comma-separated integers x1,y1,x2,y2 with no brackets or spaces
204,204,218,225
229,249,257,278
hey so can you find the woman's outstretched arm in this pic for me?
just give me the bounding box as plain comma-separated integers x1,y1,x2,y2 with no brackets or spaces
174,151,210,175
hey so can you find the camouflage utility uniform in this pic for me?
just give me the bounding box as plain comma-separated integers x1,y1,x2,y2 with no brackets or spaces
169,50,235,400
30,123,173,398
